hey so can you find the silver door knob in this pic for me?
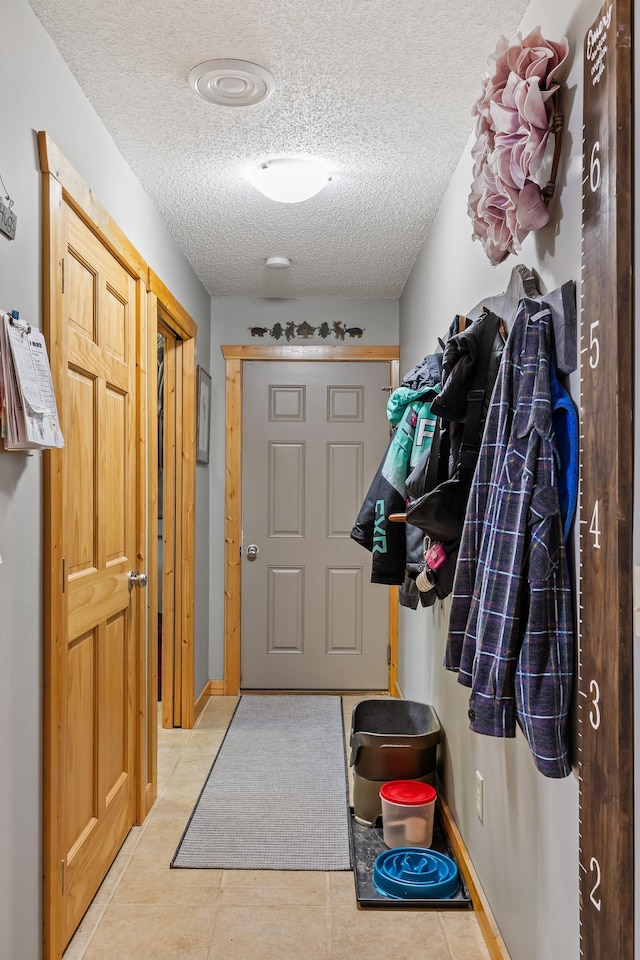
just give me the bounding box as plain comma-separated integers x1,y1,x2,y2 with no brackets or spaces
128,569,148,589
246,544,259,561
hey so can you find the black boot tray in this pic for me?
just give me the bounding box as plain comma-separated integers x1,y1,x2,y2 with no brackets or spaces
348,806,473,909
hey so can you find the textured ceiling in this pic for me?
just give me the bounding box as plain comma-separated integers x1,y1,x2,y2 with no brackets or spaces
29,0,529,299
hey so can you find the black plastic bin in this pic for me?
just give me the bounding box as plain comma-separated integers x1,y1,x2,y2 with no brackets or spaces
350,699,441,826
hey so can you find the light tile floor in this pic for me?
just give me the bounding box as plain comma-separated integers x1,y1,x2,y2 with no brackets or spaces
63,695,491,960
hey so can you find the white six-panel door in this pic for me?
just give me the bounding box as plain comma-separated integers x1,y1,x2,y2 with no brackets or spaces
241,360,391,689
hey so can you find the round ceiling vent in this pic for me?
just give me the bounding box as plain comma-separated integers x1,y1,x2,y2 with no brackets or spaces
188,59,275,107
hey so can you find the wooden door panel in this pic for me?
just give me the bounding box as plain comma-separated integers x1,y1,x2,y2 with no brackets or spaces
40,138,160,959
66,247,96,338
67,370,96,574
61,204,137,948
100,613,127,799
102,384,127,563
102,284,128,362
65,631,97,851
69,328,129,392
160,329,177,727
68,563,129,637
172,343,184,720
68,207,129,292
63,775,131,944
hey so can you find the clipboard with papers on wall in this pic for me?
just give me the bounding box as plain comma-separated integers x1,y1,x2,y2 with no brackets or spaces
0,309,64,450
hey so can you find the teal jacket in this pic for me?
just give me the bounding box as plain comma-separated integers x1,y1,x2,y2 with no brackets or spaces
350,384,439,584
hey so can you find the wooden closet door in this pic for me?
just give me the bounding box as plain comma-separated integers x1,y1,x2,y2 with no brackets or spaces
59,204,138,946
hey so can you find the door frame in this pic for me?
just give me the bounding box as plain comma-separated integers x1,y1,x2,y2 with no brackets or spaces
39,133,198,959
221,344,400,696
148,272,198,731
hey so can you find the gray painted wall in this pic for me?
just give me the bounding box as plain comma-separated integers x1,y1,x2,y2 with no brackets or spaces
1,1,210,954
398,1,598,958
207,297,399,679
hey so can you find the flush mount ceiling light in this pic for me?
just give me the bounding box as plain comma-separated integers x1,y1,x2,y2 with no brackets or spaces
247,158,331,203
265,255,291,268
188,59,275,107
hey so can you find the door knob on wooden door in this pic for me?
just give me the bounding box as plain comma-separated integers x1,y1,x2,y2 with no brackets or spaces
128,568,149,589
246,544,259,561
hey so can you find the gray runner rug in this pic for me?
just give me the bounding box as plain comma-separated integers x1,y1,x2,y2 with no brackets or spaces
171,695,352,870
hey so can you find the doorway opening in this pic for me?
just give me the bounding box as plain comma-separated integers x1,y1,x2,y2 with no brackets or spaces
221,344,401,696
147,280,198,732
157,319,187,725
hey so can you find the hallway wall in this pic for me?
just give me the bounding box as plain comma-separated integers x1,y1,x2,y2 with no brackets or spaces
398,2,594,958
1,1,211,955
207,296,399,679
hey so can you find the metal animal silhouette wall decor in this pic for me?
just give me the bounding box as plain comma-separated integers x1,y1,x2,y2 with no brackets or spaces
249,320,365,341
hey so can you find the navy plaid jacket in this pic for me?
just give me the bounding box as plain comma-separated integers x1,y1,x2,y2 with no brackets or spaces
445,299,573,778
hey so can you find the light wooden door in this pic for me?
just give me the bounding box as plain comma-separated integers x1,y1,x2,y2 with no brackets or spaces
146,281,197,740
158,323,183,727
241,360,390,689
58,204,138,947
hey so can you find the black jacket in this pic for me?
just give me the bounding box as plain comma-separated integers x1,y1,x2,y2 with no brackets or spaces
430,310,505,472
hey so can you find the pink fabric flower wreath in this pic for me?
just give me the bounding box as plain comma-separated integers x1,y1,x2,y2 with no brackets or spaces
468,27,569,265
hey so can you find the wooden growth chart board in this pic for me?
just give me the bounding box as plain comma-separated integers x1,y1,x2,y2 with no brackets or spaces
579,1,633,957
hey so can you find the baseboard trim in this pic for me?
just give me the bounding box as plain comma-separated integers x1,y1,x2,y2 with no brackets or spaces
438,791,511,960
194,680,226,720
194,683,209,721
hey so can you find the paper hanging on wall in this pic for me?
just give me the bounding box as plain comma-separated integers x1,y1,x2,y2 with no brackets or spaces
0,310,64,450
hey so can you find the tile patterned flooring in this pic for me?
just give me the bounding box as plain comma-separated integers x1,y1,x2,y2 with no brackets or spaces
63,696,491,960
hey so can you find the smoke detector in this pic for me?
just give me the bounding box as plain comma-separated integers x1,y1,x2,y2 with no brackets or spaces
188,59,275,107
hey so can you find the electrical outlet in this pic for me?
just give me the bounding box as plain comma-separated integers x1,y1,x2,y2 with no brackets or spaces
475,771,484,823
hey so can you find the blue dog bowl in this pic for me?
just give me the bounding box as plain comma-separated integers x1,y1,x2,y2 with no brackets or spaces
373,847,459,900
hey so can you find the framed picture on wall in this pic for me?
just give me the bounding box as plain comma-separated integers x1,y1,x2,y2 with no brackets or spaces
196,366,212,464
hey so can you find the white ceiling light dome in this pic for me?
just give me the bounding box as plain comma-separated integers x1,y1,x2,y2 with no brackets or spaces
189,59,275,107
265,255,291,268
247,157,331,203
